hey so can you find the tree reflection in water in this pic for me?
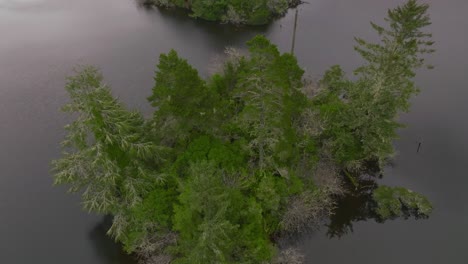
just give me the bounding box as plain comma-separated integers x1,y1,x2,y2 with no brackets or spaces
327,174,430,238
89,216,137,264
326,176,378,238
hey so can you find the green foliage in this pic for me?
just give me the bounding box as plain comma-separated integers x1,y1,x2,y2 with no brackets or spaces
52,66,161,212
231,36,308,171
191,0,228,21
173,161,273,263
148,50,218,149
315,0,435,172
373,185,433,219
145,37,310,262
54,3,435,261
52,67,172,251
172,135,247,175
145,0,294,25
54,36,312,262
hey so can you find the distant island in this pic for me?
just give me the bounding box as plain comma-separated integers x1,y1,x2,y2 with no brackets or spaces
53,1,434,263
140,0,302,25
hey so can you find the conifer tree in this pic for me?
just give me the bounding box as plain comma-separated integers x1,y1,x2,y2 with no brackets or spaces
52,67,165,244
232,36,307,171
316,0,434,172
148,50,217,149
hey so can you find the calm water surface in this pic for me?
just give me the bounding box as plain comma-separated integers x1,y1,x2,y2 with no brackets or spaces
1,0,467,263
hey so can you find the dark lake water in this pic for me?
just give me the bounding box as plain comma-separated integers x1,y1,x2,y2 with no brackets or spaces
1,0,467,263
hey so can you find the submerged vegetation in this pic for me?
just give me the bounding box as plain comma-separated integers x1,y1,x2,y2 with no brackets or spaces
140,0,302,25
53,1,434,263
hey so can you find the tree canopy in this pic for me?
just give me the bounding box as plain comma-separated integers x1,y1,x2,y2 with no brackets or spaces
314,0,435,172
53,1,434,263
141,0,301,25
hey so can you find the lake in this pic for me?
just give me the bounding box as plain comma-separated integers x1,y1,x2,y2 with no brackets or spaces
1,0,467,263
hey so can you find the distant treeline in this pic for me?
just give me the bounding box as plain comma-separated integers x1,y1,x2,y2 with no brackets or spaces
141,0,302,25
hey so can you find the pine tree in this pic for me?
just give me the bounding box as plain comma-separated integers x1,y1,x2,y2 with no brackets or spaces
317,0,434,172
173,161,273,263
232,36,307,171
148,50,217,149
52,67,165,245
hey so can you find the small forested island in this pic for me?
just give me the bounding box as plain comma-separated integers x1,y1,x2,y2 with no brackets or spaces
53,1,434,263
140,0,302,25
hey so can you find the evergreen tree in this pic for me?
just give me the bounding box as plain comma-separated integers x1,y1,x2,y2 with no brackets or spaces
316,0,434,172
173,161,273,263
148,50,218,149
232,36,307,171
52,67,167,249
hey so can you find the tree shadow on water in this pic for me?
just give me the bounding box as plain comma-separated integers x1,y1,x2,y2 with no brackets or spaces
326,177,378,238
134,1,273,49
326,175,430,238
89,216,137,264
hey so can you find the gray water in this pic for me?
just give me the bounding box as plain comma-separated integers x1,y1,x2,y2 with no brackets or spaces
1,0,467,263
